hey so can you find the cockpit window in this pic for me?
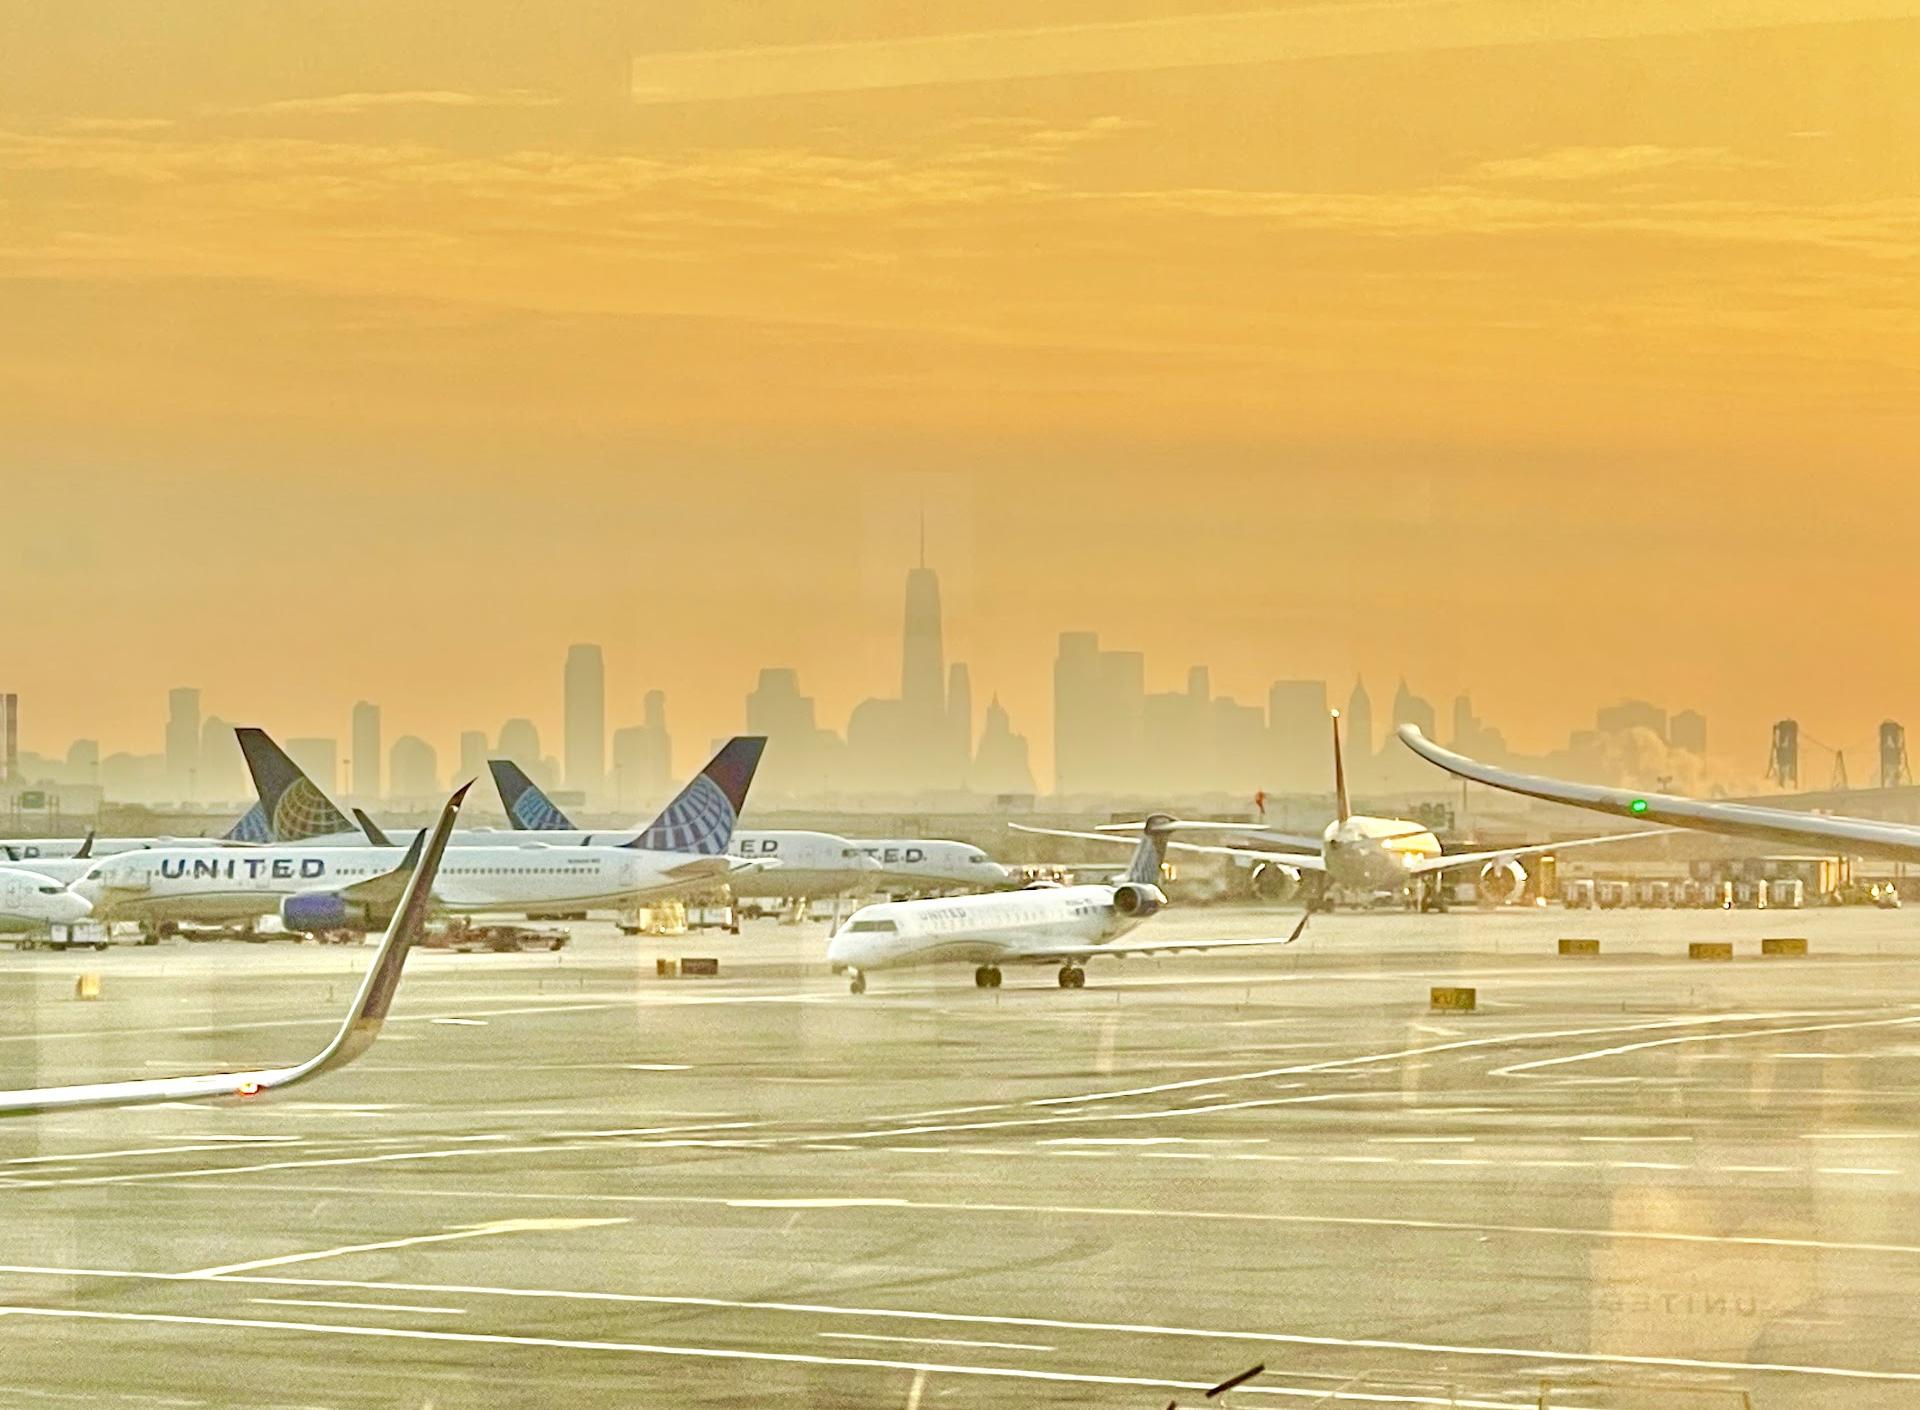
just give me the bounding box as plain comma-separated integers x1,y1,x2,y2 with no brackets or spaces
37,885,61,895
843,919,896,934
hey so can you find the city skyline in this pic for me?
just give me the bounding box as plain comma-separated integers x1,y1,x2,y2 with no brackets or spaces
13,550,1879,810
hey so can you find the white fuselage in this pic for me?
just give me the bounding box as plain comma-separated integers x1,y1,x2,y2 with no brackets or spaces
301,827,882,901
0,867,92,933
71,842,735,925
1319,815,1443,893
826,885,1145,974
852,839,1015,893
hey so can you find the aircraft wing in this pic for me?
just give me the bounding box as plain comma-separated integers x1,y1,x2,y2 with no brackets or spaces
0,782,468,1118
336,827,429,905
1399,725,1920,863
1406,828,1671,876
1011,823,1327,873
1089,819,1325,856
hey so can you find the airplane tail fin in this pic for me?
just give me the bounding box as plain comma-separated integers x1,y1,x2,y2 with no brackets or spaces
1125,812,1175,885
1331,711,1351,824
489,759,575,831
236,727,353,842
222,802,270,843
628,736,768,855
351,807,394,847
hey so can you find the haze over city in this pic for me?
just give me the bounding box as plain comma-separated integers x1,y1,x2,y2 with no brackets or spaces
5,1,1917,780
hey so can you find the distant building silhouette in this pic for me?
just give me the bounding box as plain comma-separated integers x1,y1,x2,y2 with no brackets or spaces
197,715,244,804
351,701,382,800
458,730,488,788
611,689,672,811
165,687,200,800
972,695,1034,796
1344,679,1375,777
564,644,606,798
1670,709,1707,755
496,718,555,789
745,668,842,798
389,734,439,799
1596,699,1668,742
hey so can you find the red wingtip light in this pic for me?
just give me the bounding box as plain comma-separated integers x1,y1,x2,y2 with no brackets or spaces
236,1081,262,1098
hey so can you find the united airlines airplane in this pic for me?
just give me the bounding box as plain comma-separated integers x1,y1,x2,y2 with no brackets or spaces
826,816,1302,993
486,757,886,901
0,785,464,1117
0,866,92,935
71,742,769,934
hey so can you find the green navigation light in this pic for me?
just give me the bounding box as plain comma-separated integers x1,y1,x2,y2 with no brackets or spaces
1630,799,1649,815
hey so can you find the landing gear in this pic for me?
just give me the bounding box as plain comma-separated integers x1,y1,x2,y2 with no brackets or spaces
849,970,867,995
1057,964,1086,989
974,965,1003,988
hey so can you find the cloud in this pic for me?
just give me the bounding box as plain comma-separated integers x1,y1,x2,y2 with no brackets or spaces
1471,145,1755,183
629,0,1920,104
224,89,559,117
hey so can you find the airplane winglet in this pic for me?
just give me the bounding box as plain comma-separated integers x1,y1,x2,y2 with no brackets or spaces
0,781,470,1118
304,780,469,1078
74,829,96,861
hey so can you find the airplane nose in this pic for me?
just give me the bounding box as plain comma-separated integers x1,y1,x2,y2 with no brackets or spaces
58,891,92,922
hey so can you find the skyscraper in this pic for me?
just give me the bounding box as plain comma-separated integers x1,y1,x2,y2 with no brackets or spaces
165,687,200,800
351,701,382,800
197,715,244,802
389,735,439,799
1345,679,1374,772
458,730,488,786
901,531,945,725
564,644,606,797
946,662,973,787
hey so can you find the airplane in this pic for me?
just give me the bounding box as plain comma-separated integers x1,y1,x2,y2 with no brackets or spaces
0,784,464,1117
826,815,1306,994
0,866,93,935
490,757,1012,895
0,732,353,861
1398,723,1920,862
1016,712,1661,910
484,758,888,902
70,740,770,935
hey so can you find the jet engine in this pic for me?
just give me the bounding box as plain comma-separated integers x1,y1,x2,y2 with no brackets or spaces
279,893,373,935
1248,861,1300,904
1476,857,1528,904
1111,882,1166,918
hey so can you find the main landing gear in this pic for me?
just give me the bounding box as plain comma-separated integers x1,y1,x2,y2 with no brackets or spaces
1056,964,1086,989
973,965,1003,988
848,970,867,994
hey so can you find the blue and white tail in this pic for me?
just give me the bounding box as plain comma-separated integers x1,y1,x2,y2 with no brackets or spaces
234,727,354,842
489,759,576,831
627,737,767,855
1125,813,1175,884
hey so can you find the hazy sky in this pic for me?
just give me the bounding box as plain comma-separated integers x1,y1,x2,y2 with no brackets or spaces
3,2,1917,779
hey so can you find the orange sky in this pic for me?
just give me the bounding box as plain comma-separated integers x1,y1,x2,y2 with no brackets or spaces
3,3,1917,780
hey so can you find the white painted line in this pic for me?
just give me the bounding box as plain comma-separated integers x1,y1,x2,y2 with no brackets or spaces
187,1218,628,1278
0,1307,1527,1408
251,1297,466,1316
428,1018,487,1027
819,1332,1055,1353
1495,1015,1920,1077
3,1274,1918,1390
0,1141,304,1167
1817,1168,1901,1178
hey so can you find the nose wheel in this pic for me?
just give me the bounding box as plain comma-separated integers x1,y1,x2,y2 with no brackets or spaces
1057,964,1086,989
973,965,1003,988
848,970,867,995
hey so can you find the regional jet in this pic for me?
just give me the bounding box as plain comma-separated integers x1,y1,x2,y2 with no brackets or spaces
0,784,464,1117
1398,724,1920,862
1018,712,1661,910
827,815,1302,993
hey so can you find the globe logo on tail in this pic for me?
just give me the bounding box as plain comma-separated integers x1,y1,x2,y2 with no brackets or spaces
636,775,735,856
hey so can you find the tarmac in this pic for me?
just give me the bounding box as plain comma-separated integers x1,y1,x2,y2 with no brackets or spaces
2,903,1919,1408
